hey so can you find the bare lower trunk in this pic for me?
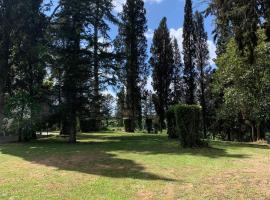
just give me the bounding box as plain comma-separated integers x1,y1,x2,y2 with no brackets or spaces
256,122,261,141
68,112,77,143
251,124,255,142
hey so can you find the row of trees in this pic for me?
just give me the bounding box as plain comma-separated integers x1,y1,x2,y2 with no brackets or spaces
0,0,149,142
1,0,269,143
205,0,270,141
149,0,212,137
0,0,215,142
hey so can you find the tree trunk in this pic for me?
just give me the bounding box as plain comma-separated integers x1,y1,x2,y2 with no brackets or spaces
251,124,255,142
256,122,261,141
227,130,231,141
124,118,135,133
68,111,77,143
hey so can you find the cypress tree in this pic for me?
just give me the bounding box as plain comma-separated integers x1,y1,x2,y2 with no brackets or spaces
183,0,196,105
118,0,148,132
194,11,209,138
150,17,174,129
171,37,184,104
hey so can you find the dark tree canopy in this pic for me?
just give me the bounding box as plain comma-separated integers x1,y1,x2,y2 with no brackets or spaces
194,11,209,138
183,0,196,105
150,17,174,129
118,0,148,132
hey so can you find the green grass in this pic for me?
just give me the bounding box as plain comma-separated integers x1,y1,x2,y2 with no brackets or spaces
0,132,269,200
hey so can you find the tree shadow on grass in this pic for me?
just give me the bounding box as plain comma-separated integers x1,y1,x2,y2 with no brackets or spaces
0,142,177,182
211,140,270,150
0,133,252,181
75,133,251,159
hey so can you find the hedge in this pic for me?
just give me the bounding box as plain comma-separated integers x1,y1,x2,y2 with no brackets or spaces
167,104,203,147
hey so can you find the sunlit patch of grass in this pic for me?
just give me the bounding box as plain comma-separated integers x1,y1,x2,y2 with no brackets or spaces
0,132,269,200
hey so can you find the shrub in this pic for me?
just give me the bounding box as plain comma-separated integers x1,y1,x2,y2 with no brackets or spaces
166,106,178,139
124,118,134,132
174,104,203,148
80,119,99,132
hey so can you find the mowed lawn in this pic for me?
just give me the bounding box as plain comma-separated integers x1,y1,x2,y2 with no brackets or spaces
0,132,269,200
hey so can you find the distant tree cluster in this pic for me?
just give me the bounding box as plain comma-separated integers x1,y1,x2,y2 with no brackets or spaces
150,0,212,137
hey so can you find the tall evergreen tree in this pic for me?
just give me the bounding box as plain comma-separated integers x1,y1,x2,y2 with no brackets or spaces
183,0,196,104
194,11,209,138
0,0,20,133
171,38,183,104
10,0,47,141
91,0,116,131
207,0,270,63
118,0,148,132
150,17,174,129
52,0,90,143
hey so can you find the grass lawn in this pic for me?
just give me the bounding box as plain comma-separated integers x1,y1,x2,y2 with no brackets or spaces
0,132,269,200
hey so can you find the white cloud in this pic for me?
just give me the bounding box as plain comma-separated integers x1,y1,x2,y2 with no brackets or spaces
170,27,184,51
113,0,164,12
169,27,217,65
146,76,153,91
207,40,217,65
145,29,154,40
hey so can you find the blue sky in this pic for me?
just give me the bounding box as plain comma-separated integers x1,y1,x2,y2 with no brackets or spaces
47,0,216,63
47,0,217,94
111,0,217,64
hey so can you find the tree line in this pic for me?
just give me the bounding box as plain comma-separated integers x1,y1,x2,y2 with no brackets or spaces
0,0,269,143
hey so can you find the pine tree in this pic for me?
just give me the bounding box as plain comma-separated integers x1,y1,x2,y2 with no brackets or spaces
118,0,148,132
11,0,47,141
52,0,90,143
91,0,116,131
0,0,20,133
183,0,196,105
194,11,209,138
171,38,183,104
207,0,270,63
150,17,174,129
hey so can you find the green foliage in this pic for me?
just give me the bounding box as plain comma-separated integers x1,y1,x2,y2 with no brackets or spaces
150,17,174,128
183,0,196,104
166,106,178,139
170,38,184,104
213,30,270,141
206,0,270,62
174,104,202,148
117,0,148,132
4,91,41,141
